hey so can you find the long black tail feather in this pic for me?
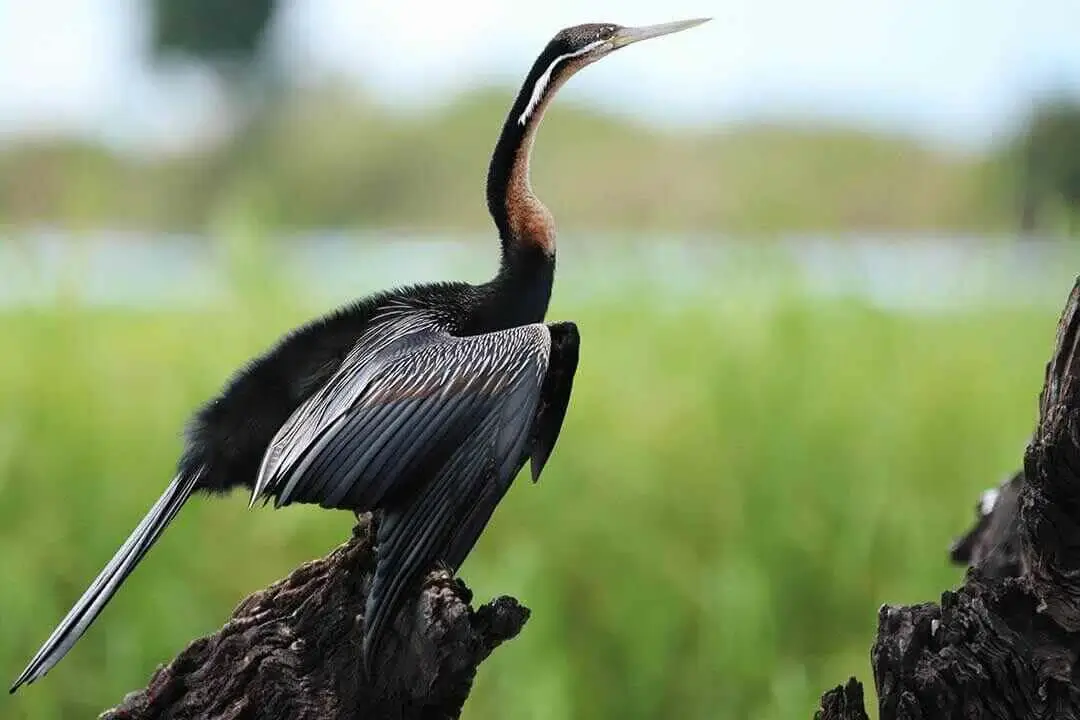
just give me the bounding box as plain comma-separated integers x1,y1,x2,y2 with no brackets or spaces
9,470,200,693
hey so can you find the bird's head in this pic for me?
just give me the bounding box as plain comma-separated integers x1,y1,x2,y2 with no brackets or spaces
557,19,710,63
516,18,710,126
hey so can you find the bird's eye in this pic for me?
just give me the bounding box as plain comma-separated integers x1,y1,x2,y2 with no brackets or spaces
597,26,613,40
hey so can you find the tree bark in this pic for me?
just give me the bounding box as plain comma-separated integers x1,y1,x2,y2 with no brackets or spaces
99,515,529,720
816,276,1080,719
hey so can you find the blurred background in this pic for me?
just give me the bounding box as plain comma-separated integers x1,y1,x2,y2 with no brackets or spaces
2,0,1079,717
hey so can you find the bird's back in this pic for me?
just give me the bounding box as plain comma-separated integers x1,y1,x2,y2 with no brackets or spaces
180,281,478,496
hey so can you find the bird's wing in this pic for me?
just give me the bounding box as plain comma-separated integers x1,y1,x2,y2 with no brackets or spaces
527,321,580,481
251,314,554,513
250,308,441,502
250,316,565,668
252,315,552,511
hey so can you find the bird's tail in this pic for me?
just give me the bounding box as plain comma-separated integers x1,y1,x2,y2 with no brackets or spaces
9,470,201,693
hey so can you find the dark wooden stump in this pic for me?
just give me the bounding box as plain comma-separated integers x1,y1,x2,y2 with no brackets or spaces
816,277,1080,719
99,516,529,720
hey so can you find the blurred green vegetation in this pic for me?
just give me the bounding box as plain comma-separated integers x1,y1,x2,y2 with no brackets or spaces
0,82,1028,236
3,0,1079,239
2,6,1074,716
1017,93,1080,235
0,259,1056,719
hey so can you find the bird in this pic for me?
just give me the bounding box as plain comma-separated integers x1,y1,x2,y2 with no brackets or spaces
10,17,710,693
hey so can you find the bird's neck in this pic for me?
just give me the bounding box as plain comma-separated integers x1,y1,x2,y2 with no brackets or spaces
482,46,588,327
483,246,555,329
487,48,577,274
488,118,555,259
483,129,556,326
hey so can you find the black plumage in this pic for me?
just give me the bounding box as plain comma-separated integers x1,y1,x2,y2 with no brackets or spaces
11,16,706,692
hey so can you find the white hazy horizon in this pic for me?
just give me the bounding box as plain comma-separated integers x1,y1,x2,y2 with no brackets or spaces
1,0,1079,151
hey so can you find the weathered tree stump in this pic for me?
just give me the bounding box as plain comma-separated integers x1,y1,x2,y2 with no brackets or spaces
99,515,529,720
816,276,1080,719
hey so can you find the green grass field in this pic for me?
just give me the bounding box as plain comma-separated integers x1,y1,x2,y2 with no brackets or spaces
0,274,1059,719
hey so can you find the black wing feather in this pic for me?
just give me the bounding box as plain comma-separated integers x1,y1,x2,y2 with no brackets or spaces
249,319,563,673
254,321,550,508
364,413,504,667
529,321,580,481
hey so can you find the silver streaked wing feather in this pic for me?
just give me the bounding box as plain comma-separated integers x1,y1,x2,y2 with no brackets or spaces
248,315,559,669
251,316,552,510
251,308,440,504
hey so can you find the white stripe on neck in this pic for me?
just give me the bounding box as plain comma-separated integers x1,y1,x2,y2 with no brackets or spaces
517,40,604,126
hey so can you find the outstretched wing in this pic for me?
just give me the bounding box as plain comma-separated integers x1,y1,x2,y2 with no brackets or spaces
252,318,552,511
249,317,568,670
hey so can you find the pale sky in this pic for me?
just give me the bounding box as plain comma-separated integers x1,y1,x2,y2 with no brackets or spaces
1,0,1079,151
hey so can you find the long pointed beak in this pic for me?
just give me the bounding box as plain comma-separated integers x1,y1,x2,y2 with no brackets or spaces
610,18,711,49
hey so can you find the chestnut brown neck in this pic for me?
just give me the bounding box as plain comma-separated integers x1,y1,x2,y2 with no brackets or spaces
487,47,589,266
502,123,556,256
